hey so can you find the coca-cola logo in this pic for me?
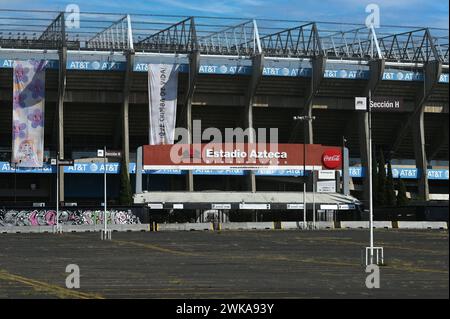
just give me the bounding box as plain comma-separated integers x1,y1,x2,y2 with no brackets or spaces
322,149,342,169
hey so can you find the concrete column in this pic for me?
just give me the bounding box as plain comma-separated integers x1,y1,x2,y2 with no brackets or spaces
184,50,200,191
244,53,264,192
290,55,325,143
122,51,134,181
391,60,441,200
359,58,385,206
411,110,429,200
428,119,448,160
391,60,442,152
57,46,67,202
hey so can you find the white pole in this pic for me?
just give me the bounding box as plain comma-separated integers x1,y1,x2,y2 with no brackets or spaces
104,146,107,234
56,154,59,231
368,90,374,264
312,170,316,228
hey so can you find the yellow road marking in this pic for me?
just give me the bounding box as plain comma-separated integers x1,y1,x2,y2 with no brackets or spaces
0,269,103,299
298,236,447,255
111,239,199,257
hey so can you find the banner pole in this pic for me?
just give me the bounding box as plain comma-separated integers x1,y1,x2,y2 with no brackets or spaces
104,145,107,235
56,153,59,232
368,91,374,264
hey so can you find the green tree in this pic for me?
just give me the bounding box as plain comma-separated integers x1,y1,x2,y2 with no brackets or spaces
119,157,133,206
376,148,386,206
396,179,409,206
385,160,396,206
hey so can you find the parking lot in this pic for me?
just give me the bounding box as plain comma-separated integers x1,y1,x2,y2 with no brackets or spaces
0,229,448,298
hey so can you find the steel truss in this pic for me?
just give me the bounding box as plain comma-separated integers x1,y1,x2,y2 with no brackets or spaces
86,15,133,51
197,20,261,56
259,22,321,58
135,17,197,53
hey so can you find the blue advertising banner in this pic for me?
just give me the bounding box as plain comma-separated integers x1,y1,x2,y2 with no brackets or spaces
0,162,448,180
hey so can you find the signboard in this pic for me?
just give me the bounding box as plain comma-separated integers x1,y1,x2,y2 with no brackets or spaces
286,204,304,210
322,149,342,169
58,159,74,166
105,150,122,157
50,158,74,166
239,204,271,210
370,97,404,112
97,149,122,158
320,204,338,210
142,143,341,170
355,97,367,110
338,204,356,210
355,96,404,112
317,180,336,193
318,170,336,180
148,203,164,209
212,204,232,210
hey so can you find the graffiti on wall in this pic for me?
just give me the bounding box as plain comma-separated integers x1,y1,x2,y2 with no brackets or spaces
0,209,140,227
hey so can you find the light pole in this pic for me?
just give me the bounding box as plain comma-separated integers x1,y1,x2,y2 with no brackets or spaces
13,161,18,204
293,115,316,229
56,153,59,232
368,90,374,264
103,145,107,238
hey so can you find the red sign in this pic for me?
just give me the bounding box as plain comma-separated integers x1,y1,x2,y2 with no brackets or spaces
322,149,342,169
143,144,342,170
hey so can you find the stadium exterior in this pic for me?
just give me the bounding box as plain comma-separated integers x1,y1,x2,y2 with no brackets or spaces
0,10,448,219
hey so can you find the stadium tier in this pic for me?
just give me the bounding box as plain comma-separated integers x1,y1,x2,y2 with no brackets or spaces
0,9,448,212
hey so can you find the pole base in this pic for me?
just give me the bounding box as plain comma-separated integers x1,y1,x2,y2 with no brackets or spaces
363,247,384,266
53,224,63,234
100,229,112,240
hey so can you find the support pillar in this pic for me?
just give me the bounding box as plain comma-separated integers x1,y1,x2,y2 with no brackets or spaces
122,51,134,181
391,61,441,200
290,54,325,143
184,50,200,191
244,53,264,192
411,111,429,200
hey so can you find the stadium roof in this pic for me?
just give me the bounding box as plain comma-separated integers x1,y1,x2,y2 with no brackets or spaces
0,9,448,64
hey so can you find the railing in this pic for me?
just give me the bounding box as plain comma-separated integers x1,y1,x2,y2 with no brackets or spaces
0,9,448,65
378,28,440,63
197,19,261,56
433,36,448,64
85,15,133,51
259,22,321,58
134,17,196,53
321,25,382,60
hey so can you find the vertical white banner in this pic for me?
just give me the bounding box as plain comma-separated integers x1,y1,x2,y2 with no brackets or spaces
12,60,47,167
148,64,179,145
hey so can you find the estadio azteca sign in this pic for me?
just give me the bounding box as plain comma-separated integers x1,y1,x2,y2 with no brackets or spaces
143,144,342,170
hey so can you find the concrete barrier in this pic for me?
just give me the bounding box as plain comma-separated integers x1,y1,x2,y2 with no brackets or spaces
157,223,212,231
340,221,393,229
0,224,149,233
281,221,335,230
109,224,150,232
396,221,448,230
220,222,274,230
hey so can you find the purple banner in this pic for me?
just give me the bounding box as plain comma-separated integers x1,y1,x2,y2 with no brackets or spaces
12,60,47,167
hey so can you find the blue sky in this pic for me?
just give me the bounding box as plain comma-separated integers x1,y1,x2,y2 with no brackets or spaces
0,0,448,28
